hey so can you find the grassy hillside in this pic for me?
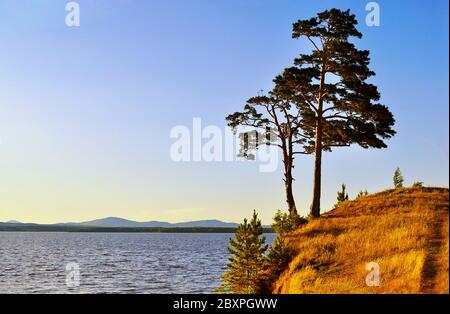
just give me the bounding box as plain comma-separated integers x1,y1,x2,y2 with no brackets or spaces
274,187,449,294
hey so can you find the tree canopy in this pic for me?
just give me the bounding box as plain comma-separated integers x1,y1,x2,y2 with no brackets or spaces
273,9,396,217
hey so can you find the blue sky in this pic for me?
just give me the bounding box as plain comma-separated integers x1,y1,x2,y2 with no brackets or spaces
0,0,448,224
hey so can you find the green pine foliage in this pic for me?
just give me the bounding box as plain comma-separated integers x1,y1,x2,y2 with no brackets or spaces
267,210,296,273
335,184,349,207
356,190,369,199
220,210,268,294
393,167,404,188
257,210,304,293
412,181,424,188
273,9,396,217
271,209,296,236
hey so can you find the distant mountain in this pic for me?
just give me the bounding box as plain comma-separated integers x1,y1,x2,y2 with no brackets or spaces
1,217,239,228
73,217,238,228
72,217,170,228
0,221,38,227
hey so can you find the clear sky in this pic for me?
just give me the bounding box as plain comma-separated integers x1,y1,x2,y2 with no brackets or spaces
0,0,448,224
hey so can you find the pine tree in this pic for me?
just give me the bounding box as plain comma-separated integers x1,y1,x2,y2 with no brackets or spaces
268,210,297,270
226,94,305,225
271,209,296,237
335,184,349,207
273,9,396,218
256,210,299,293
412,181,423,188
393,167,404,188
356,189,369,199
221,210,268,294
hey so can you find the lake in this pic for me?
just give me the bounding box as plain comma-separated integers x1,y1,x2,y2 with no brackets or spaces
0,232,275,294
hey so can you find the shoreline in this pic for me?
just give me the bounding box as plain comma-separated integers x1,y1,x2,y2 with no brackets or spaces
0,226,274,233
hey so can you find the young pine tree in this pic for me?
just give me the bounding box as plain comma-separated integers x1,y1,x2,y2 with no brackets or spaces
356,190,369,199
393,167,404,188
412,181,424,188
335,184,349,207
256,210,300,293
221,210,268,294
271,209,296,237
268,209,297,275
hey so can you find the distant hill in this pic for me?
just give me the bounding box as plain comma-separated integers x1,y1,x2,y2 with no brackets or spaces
0,217,239,228
0,221,38,227
273,187,449,294
73,217,239,228
72,217,172,228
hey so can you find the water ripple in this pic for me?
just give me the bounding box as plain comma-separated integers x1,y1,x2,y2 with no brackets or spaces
0,232,274,294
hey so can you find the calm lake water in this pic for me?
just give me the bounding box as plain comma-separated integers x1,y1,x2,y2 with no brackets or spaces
0,232,275,294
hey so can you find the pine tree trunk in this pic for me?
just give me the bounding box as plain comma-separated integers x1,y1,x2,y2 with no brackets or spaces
311,64,326,218
281,136,299,225
284,171,299,224
310,130,322,218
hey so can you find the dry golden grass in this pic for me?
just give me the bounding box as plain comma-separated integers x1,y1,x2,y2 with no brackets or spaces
273,187,449,294
432,215,449,294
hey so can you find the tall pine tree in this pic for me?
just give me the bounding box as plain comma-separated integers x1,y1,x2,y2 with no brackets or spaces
273,9,396,217
226,94,307,225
